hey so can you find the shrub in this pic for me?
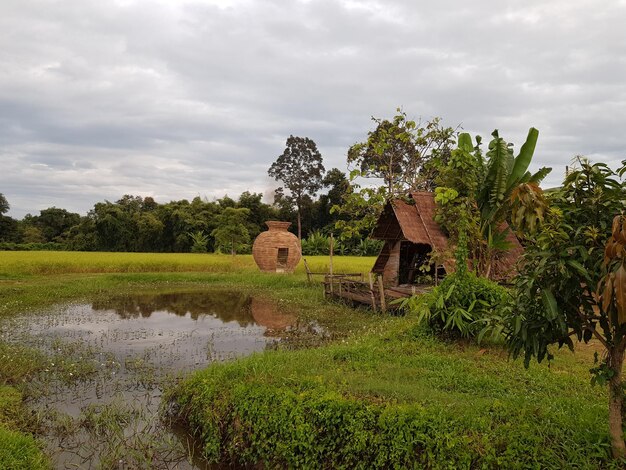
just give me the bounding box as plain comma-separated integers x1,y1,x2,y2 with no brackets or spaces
301,231,329,255
399,271,508,338
0,242,65,251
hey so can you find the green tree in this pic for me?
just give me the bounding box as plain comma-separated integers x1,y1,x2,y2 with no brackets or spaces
237,192,278,239
318,168,349,231
506,158,626,458
211,208,251,256
335,111,454,244
268,135,325,241
0,194,19,242
0,193,8,215
32,207,81,242
347,110,455,196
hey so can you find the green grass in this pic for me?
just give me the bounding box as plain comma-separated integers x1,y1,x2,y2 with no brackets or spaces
0,251,374,277
0,252,380,469
0,251,622,468
173,323,619,469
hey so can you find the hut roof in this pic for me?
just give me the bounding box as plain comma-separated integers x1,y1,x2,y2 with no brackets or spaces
371,191,523,280
371,191,448,253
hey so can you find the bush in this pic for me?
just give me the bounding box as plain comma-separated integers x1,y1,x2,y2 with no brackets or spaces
399,271,508,338
301,231,329,256
0,242,65,251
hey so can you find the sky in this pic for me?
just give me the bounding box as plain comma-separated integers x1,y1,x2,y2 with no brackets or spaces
1,0,625,218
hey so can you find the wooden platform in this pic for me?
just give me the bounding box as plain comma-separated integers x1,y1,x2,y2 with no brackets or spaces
322,274,431,312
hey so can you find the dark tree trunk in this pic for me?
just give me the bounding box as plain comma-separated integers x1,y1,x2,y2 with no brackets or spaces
608,344,626,458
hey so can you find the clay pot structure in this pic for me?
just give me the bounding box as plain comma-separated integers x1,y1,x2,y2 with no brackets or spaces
252,221,301,273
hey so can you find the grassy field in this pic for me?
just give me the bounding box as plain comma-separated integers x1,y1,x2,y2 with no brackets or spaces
0,251,381,469
0,251,622,468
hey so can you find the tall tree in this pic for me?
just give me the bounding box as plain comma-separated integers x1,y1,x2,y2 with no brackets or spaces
318,168,349,231
335,111,454,244
268,135,325,241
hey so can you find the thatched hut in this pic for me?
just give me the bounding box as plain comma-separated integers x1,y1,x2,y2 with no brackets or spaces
371,191,523,287
252,221,301,273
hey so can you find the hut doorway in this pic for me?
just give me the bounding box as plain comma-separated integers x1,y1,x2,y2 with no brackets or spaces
276,248,289,273
398,242,434,284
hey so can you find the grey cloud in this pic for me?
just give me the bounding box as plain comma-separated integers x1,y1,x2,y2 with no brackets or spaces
1,0,625,217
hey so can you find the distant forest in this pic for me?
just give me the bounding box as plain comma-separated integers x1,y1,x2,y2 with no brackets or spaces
0,168,380,255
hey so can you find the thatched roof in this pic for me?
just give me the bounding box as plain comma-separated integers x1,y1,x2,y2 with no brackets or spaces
371,191,523,280
371,191,448,251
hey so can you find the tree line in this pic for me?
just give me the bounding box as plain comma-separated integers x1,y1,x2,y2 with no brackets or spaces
0,174,355,254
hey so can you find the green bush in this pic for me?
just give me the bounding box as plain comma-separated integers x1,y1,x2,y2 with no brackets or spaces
301,231,329,256
0,242,65,251
171,338,621,469
399,271,508,338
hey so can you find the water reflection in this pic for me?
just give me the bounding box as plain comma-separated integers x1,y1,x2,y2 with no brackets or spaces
90,290,297,333
91,290,253,325
1,290,299,469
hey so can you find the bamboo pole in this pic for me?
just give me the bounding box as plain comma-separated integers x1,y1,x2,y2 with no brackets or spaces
377,275,387,313
368,273,377,312
303,258,312,284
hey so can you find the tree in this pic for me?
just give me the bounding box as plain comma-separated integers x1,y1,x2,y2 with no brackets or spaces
211,208,251,256
506,158,626,458
237,191,278,240
32,207,81,242
334,111,454,244
318,168,349,231
0,193,9,215
0,193,19,242
347,110,455,196
268,135,325,241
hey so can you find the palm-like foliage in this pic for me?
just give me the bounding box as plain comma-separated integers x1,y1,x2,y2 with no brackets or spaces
475,128,551,276
435,127,551,278
478,128,549,231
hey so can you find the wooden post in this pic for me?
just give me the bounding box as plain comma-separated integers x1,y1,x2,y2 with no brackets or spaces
329,233,334,277
338,276,342,299
377,275,387,313
368,272,377,312
303,258,312,284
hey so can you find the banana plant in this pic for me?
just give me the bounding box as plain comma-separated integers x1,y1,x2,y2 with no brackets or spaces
476,128,551,277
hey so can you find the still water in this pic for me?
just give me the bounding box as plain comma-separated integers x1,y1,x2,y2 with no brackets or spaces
1,290,302,469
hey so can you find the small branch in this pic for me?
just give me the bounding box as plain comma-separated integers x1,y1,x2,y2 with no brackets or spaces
592,329,609,349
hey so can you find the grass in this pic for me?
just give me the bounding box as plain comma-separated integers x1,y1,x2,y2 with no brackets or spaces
172,323,619,468
0,251,373,277
0,252,380,469
0,251,622,468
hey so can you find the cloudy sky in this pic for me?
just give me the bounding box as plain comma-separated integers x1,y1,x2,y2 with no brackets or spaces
1,0,625,218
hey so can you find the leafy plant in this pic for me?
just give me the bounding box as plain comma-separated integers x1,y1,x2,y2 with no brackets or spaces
188,231,208,253
211,208,251,256
399,271,508,338
301,231,329,255
506,158,626,458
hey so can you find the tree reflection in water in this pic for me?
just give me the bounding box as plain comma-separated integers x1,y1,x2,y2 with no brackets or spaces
91,290,295,331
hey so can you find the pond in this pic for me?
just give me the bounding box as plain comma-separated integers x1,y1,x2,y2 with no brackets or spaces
0,289,313,469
